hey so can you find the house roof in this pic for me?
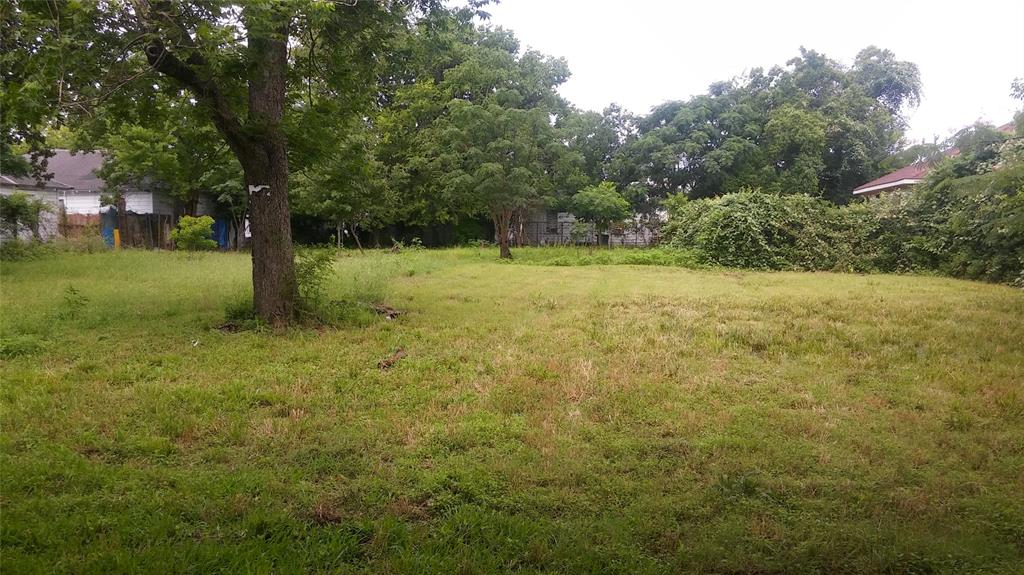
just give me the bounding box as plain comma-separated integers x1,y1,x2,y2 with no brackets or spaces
852,162,930,195
0,173,74,190
44,149,106,192
853,120,1018,196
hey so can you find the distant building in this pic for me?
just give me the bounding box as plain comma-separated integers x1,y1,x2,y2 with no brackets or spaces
851,161,932,199
517,209,659,247
853,121,1017,199
0,149,221,248
40,149,215,216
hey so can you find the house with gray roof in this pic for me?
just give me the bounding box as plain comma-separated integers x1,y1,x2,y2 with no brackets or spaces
1,149,218,246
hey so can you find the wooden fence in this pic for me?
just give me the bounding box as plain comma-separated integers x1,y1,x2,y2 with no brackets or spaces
63,213,179,249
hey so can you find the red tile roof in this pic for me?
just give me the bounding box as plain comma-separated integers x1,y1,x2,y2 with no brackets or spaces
853,162,930,194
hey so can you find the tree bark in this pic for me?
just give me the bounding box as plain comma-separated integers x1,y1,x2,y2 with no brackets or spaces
494,209,513,259
240,146,295,325
240,14,296,326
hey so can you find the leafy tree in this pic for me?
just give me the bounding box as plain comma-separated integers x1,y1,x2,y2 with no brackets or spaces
379,22,581,259
763,106,826,195
292,120,393,249
930,123,1010,179
613,46,921,204
570,181,631,245
73,94,242,217
851,46,922,113
7,0,463,325
1011,78,1024,136
879,141,944,173
438,102,564,259
0,3,55,181
564,105,636,185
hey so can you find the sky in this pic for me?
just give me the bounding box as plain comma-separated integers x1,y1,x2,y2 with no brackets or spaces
484,0,1024,143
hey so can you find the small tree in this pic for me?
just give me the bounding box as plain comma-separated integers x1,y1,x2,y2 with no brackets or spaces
570,182,631,247
171,216,217,252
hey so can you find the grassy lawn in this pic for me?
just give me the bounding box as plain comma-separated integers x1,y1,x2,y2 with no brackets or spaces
1,248,1022,574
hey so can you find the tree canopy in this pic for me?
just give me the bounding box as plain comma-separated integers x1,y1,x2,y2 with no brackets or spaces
571,181,631,238
3,1,943,295
3,0,476,324
609,47,921,206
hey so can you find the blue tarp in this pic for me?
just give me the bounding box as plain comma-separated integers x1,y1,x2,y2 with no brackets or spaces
212,218,230,249
100,207,117,248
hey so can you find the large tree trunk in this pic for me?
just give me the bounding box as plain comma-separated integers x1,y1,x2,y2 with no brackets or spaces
240,146,295,325
240,14,296,326
139,2,296,324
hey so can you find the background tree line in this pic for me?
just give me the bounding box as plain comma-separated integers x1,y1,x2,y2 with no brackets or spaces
6,0,1016,323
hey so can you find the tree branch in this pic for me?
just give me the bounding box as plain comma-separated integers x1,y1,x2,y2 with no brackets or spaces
131,0,251,156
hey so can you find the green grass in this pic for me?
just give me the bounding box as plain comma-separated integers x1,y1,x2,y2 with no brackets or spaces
2,247,1023,574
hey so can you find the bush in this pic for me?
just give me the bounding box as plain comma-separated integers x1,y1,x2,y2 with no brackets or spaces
661,164,1024,284
0,334,44,358
171,215,217,251
904,162,1024,284
0,192,52,241
663,190,870,271
0,238,53,261
55,285,89,321
293,248,377,326
294,248,336,309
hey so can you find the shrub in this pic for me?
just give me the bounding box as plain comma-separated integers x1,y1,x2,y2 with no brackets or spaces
0,192,52,241
907,162,1024,284
55,286,88,321
661,162,1024,284
0,238,53,261
0,334,44,359
571,182,631,240
294,248,336,308
664,190,870,271
171,215,217,251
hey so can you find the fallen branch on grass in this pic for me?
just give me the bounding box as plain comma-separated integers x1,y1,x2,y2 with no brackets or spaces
378,348,407,370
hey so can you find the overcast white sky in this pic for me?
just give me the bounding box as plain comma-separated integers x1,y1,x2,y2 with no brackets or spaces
485,0,1024,143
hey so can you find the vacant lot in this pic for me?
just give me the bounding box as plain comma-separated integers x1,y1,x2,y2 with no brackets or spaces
1,249,1022,574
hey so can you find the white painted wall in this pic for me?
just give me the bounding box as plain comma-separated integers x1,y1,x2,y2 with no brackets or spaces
124,191,154,214
61,190,159,215
61,191,104,214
